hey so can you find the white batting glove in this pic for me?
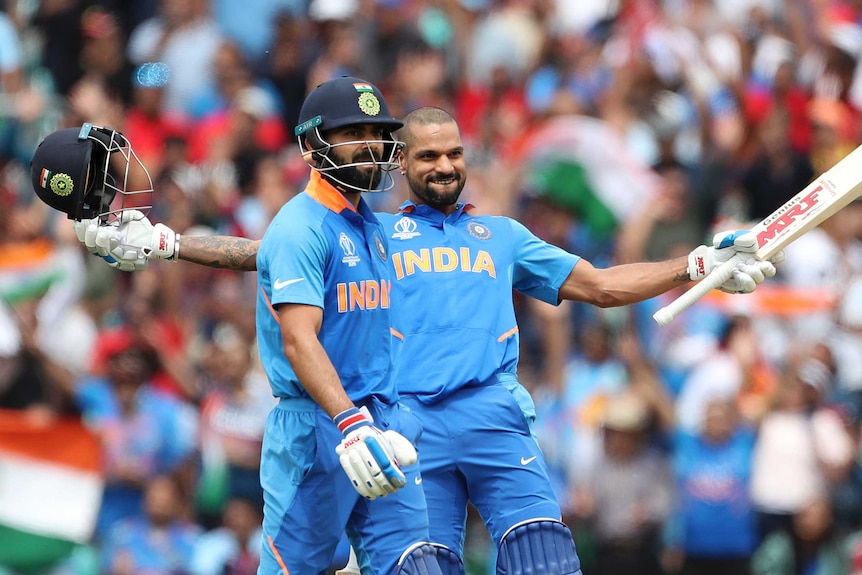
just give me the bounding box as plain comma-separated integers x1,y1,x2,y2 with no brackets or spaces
72,210,178,272
333,407,418,500
688,230,784,294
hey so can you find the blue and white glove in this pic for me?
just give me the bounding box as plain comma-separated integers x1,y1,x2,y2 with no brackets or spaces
334,407,418,500
688,230,785,294
72,210,178,271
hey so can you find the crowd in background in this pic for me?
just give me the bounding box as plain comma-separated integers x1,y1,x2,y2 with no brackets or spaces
2,0,862,574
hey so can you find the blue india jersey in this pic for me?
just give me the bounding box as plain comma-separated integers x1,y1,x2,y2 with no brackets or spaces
378,202,579,402
256,172,396,403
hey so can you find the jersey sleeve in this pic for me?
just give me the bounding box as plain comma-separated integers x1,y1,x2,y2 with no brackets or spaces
259,215,328,308
509,218,580,305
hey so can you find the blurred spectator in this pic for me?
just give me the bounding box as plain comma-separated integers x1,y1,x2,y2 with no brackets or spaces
0,4,23,160
356,0,429,90
780,197,862,345
675,314,779,433
196,324,273,522
663,398,758,575
78,6,136,107
189,496,262,575
123,62,189,180
264,11,314,131
750,352,856,542
615,157,717,266
74,341,198,539
534,317,629,512
31,0,87,96
826,274,862,398
740,107,815,222
212,0,302,67
572,391,673,575
127,0,223,116
751,496,851,575
99,473,202,575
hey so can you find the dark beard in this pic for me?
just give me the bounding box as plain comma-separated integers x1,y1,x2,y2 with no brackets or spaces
325,151,383,191
329,163,382,191
410,174,465,208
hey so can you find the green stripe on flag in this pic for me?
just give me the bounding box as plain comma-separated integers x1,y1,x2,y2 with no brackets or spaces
0,524,76,572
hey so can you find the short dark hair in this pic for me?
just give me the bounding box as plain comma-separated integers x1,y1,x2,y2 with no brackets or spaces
398,107,456,146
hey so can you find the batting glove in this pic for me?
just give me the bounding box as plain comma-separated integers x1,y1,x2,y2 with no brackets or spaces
334,407,418,500
72,210,178,271
688,230,785,294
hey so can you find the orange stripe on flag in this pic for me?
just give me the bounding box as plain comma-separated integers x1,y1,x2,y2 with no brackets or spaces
700,285,839,315
0,240,54,269
0,410,101,474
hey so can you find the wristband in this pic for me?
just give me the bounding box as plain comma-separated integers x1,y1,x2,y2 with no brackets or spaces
333,406,370,436
170,233,180,262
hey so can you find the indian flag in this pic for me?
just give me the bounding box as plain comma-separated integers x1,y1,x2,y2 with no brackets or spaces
0,239,65,305
353,82,373,92
39,168,52,189
0,411,103,571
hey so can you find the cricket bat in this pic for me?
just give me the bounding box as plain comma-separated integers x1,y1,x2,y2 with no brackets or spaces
653,144,862,327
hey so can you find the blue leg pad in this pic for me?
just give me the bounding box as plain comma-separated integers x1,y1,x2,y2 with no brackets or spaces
396,541,465,575
496,519,582,575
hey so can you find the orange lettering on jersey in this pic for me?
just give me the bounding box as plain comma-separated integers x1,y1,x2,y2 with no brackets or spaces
336,280,391,312
392,252,405,279
433,247,458,272
460,247,471,271
381,279,390,308
349,282,365,311
366,280,379,309
337,283,348,313
403,249,432,276
392,248,497,278
472,250,496,277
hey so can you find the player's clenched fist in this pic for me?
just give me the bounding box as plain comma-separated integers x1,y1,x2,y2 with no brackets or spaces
333,407,418,500
687,229,785,294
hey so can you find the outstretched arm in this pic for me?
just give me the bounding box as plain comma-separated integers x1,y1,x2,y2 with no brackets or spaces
559,257,690,308
74,212,260,272
560,230,783,307
180,235,259,271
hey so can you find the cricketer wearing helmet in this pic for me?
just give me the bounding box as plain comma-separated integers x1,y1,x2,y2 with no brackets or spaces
250,78,459,574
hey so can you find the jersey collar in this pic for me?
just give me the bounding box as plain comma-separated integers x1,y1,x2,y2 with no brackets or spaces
398,200,476,217
305,171,357,214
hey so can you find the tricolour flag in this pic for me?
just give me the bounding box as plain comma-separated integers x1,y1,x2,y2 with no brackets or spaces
0,411,103,571
353,82,373,93
39,168,52,189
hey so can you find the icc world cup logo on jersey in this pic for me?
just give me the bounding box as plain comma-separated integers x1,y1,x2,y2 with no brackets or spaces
339,232,361,267
392,217,421,240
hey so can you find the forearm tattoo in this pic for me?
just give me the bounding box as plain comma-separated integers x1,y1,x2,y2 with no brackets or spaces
181,236,259,271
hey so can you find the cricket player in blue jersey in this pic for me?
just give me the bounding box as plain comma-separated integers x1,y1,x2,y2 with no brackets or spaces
65,107,783,574
29,80,462,575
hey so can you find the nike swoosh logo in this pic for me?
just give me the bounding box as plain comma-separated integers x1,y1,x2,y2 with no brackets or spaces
274,278,305,290
520,456,537,465
414,476,423,485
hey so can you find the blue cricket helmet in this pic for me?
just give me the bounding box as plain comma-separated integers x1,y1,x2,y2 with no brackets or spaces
294,77,405,193
295,76,403,136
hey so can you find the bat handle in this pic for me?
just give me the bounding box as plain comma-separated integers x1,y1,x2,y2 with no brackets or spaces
653,254,744,327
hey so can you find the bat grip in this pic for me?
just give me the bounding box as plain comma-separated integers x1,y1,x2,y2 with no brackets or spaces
653,254,745,327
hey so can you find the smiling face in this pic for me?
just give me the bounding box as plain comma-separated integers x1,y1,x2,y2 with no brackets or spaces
400,120,466,213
